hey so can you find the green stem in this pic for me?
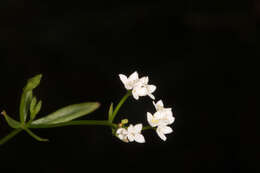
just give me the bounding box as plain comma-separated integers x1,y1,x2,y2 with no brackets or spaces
110,90,131,123
142,126,155,131
28,120,117,129
23,128,48,142
0,128,22,146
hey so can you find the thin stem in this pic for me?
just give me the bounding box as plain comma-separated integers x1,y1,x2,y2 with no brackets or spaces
28,120,117,129
110,90,131,123
23,128,48,142
0,128,22,146
142,126,155,131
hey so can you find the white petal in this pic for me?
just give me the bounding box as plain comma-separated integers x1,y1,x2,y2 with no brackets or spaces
165,110,173,118
160,125,173,134
132,90,139,100
148,85,156,93
118,134,124,140
165,108,172,112
156,128,167,141
152,101,156,108
148,93,155,100
127,134,135,142
134,124,143,133
127,124,134,133
134,86,147,96
129,71,139,81
167,115,175,125
125,84,133,90
119,74,128,85
154,111,163,119
116,128,123,134
156,100,164,107
134,134,145,143
147,112,154,126
138,76,148,85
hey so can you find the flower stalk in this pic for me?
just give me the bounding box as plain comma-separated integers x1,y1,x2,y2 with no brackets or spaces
109,90,131,123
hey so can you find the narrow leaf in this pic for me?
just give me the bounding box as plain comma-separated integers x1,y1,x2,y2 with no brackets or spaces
108,103,113,122
30,97,37,115
31,102,100,125
30,100,42,120
20,74,42,123
19,91,32,123
24,74,42,91
1,111,21,129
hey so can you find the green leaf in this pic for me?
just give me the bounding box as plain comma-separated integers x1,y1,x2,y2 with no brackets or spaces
20,74,42,123
108,103,113,122
34,101,42,116
1,111,21,129
30,97,37,115
20,90,32,123
31,102,100,125
24,74,42,91
30,100,42,120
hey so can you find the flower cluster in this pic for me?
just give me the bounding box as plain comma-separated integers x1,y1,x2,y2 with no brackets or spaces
119,72,156,100
116,71,175,143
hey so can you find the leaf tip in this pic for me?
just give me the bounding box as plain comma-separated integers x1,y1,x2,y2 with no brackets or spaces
94,102,101,109
1,110,6,116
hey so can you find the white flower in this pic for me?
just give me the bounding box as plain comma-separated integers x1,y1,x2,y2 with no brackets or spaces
147,100,175,141
119,71,139,90
147,112,163,127
116,128,129,143
152,100,174,125
132,77,156,100
127,124,145,143
156,125,173,141
147,111,175,127
153,100,171,112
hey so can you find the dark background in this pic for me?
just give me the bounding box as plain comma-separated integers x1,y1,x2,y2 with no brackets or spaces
0,0,258,173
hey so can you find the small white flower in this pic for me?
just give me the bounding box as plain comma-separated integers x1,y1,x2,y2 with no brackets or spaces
127,124,145,143
147,100,175,141
156,125,173,141
152,100,174,125
147,112,163,127
116,128,129,143
119,71,139,90
132,77,156,100
147,111,175,127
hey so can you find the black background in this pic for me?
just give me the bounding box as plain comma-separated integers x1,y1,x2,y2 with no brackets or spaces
0,0,258,173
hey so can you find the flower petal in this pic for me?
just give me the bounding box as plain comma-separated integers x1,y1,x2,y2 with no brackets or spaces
160,125,173,134
116,128,123,134
119,74,128,85
134,134,145,143
148,85,156,93
132,90,139,100
127,134,135,142
134,124,143,133
154,111,163,119
156,127,167,141
148,93,155,100
156,100,164,107
129,71,139,81
127,124,134,132
147,112,154,126
134,86,147,96
167,115,175,125
138,76,148,85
